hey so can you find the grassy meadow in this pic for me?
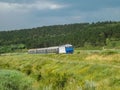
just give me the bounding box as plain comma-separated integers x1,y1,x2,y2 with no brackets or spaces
0,49,120,90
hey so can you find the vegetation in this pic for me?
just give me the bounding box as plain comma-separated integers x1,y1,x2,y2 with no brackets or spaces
0,70,34,90
0,21,120,53
0,44,26,54
0,21,120,89
0,50,120,90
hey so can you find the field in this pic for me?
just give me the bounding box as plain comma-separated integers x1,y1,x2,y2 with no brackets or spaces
0,49,120,90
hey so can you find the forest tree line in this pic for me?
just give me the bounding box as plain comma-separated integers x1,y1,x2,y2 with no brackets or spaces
0,21,120,53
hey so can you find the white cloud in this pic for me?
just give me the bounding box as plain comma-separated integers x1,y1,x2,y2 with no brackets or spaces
31,1,67,10
71,16,82,20
0,1,67,13
0,1,69,30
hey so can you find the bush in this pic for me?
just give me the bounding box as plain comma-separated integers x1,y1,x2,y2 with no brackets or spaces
101,50,118,55
0,70,34,90
84,80,96,90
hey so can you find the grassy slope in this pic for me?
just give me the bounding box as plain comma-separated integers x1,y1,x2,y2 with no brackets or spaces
0,50,120,90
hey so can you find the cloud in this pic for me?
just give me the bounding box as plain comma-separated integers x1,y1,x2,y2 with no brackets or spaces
0,0,120,31
0,1,67,13
0,1,69,30
32,1,67,10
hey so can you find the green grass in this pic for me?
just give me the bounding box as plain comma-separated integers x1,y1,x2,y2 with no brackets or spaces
0,70,35,90
0,50,120,90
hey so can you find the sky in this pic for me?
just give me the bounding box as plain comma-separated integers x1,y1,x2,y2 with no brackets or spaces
0,0,120,31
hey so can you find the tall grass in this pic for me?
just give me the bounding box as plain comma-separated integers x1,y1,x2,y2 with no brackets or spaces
0,70,35,90
0,50,120,90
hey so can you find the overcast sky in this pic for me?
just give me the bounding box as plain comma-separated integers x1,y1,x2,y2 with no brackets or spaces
0,0,120,31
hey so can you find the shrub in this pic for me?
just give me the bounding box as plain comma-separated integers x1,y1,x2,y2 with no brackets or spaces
0,70,34,90
101,50,118,55
84,80,96,90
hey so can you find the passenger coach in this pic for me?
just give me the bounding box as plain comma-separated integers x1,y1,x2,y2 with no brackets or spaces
28,44,74,54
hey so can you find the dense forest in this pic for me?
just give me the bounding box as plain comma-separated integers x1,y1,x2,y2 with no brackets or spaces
0,21,120,53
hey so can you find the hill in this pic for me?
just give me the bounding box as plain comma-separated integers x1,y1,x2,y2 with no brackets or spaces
0,21,120,53
0,21,120,89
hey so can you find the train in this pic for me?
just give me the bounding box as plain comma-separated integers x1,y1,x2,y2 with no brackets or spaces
28,44,74,54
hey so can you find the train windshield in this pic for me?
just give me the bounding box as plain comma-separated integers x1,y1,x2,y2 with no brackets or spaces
65,46,74,54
